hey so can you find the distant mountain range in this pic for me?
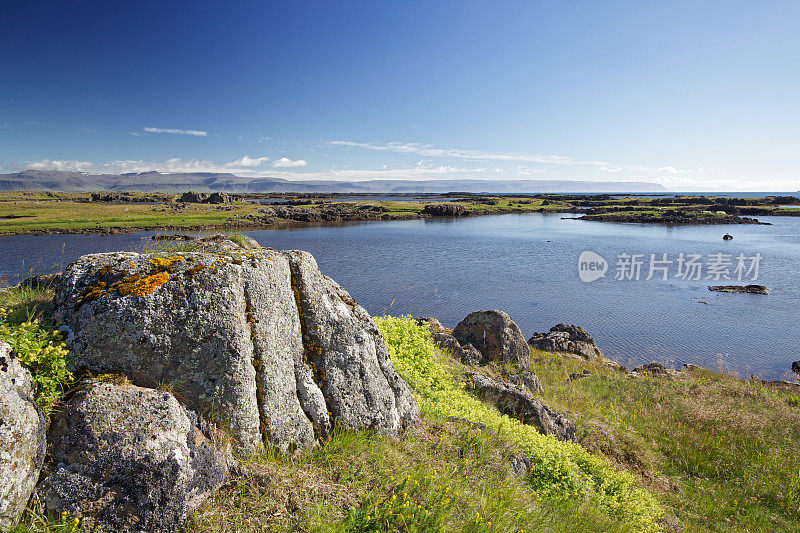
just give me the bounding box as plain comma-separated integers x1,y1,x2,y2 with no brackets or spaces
0,169,669,194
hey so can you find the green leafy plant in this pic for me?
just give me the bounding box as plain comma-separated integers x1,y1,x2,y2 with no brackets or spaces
0,307,72,412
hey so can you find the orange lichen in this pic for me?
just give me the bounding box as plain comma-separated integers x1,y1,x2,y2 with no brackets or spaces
148,255,184,272
115,272,170,297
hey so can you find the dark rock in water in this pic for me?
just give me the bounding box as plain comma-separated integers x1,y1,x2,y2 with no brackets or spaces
52,240,417,454
528,324,606,362
421,203,467,216
0,341,47,529
723,234,733,240
470,373,575,442
453,310,530,368
792,361,800,376
707,284,769,294
37,381,228,533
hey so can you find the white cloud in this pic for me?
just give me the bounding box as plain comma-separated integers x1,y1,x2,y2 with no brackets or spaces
272,157,307,168
227,155,270,167
26,160,95,172
329,140,609,167
143,127,208,137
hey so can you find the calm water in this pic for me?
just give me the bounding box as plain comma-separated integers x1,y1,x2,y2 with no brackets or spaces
2,213,798,378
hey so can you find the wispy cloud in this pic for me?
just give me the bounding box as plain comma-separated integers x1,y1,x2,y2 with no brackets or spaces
272,157,307,168
329,140,609,167
142,127,208,137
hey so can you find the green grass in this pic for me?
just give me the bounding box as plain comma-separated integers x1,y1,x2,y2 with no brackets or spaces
524,348,800,531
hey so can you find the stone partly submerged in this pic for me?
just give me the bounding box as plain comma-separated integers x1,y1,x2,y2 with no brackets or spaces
53,245,418,454
0,341,47,529
38,380,228,533
707,284,769,294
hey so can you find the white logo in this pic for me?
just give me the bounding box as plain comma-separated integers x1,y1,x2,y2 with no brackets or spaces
578,251,608,282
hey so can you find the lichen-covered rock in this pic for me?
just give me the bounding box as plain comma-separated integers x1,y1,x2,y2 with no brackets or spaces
37,380,228,533
470,373,575,442
0,341,47,529
53,244,417,453
286,251,418,435
453,310,530,368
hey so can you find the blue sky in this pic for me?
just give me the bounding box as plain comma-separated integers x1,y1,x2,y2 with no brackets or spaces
1,0,799,191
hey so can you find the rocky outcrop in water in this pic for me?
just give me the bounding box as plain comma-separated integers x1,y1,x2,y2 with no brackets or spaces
38,380,228,533
53,245,418,454
707,285,769,294
453,311,530,368
0,341,47,529
421,203,467,216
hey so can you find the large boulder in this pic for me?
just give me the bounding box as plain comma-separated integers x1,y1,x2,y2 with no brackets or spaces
38,380,228,533
793,361,800,376
0,341,47,529
453,311,530,368
53,245,417,453
470,373,575,442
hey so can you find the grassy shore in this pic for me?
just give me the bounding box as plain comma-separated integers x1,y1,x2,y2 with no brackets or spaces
4,280,799,531
4,191,800,235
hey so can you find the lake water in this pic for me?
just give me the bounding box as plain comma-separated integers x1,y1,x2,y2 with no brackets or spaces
1,213,798,378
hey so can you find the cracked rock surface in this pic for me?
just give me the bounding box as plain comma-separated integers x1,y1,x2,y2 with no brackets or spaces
38,380,227,533
0,341,47,529
53,247,418,453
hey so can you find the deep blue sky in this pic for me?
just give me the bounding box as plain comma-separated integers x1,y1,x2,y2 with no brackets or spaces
2,1,799,190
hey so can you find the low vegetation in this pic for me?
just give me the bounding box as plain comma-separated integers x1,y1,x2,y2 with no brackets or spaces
0,285,70,413
4,286,800,531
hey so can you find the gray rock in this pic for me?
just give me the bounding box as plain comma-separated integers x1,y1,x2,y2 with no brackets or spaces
446,416,494,435
708,284,769,294
511,371,544,394
415,316,444,333
568,370,593,382
629,362,676,378
429,330,486,366
528,324,602,359
53,246,417,454
453,311,530,368
0,341,47,529
286,251,418,436
421,203,467,216
508,451,531,477
470,373,575,442
38,381,228,533
793,361,800,376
